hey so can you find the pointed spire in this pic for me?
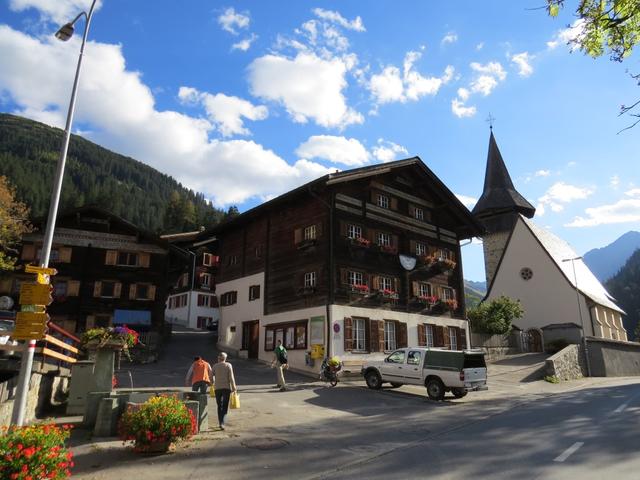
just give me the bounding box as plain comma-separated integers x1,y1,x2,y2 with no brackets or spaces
472,131,535,219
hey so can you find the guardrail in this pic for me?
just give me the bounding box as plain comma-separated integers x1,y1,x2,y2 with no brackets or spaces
0,322,81,368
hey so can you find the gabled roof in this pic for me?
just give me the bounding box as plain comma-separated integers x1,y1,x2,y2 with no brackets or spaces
472,132,535,219
201,157,483,239
521,216,624,313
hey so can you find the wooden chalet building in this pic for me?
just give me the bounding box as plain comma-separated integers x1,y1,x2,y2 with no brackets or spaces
0,207,170,334
202,158,483,373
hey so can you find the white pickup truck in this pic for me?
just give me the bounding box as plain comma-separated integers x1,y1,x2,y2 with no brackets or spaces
361,347,488,401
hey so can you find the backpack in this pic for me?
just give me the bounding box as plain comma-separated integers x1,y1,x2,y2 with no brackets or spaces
277,348,288,364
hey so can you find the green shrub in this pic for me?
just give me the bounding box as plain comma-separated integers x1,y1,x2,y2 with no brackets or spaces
544,375,560,384
468,296,524,334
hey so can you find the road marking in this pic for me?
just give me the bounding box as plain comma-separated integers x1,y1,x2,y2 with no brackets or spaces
554,442,584,462
613,400,631,414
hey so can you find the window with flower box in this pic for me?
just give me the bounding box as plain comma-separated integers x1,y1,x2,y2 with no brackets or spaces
380,276,392,291
441,287,454,300
377,232,391,247
349,271,363,286
415,242,428,256
347,224,362,239
418,282,433,298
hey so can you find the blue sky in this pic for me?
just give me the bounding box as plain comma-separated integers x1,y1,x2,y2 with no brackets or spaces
1,0,639,282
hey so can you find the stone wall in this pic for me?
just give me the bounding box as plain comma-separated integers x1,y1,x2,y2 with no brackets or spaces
586,337,640,377
545,344,587,381
482,231,511,287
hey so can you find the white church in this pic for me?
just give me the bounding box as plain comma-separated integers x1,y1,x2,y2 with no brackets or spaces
473,131,627,351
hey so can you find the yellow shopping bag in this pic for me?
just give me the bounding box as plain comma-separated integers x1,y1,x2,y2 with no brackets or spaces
209,383,215,398
230,391,240,409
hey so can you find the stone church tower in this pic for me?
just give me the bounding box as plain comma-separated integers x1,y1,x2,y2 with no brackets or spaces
472,131,536,287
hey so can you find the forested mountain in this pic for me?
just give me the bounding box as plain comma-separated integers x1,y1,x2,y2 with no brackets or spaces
464,280,486,309
0,114,232,233
584,231,640,282
606,249,640,340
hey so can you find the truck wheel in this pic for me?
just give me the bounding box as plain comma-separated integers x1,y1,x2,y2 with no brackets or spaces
426,378,445,401
390,382,403,388
452,388,468,399
365,371,382,390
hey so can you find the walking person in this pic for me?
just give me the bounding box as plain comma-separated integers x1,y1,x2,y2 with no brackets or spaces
212,352,237,430
185,356,213,394
272,340,288,391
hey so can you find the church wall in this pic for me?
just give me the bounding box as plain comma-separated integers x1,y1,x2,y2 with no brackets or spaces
482,230,511,287
487,218,595,339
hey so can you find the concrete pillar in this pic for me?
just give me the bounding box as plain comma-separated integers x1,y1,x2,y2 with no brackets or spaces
183,400,200,433
93,397,119,437
184,392,209,432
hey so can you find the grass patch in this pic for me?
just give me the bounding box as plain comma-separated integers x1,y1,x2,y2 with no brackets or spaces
544,375,560,384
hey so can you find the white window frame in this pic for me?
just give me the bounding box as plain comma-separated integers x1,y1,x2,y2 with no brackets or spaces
384,321,396,351
203,253,213,266
201,273,211,288
377,194,389,209
347,224,362,239
426,324,434,347
304,225,317,240
304,272,316,288
449,327,458,350
348,271,363,286
380,276,392,291
414,207,424,220
418,283,432,297
249,285,260,301
353,318,367,351
442,287,454,301
377,232,391,247
415,242,427,256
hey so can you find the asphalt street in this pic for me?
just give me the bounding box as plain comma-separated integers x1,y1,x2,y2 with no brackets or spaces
69,328,640,480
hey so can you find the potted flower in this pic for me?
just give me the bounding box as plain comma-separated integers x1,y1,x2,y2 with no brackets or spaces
443,299,458,311
349,236,370,248
380,289,399,300
440,258,457,270
0,423,74,479
82,325,141,359
118,395,197,453
351,284,369,295
418,295,440,307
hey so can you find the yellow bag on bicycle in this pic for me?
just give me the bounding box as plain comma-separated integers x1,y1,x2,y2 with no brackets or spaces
209,383,215,398
230,391,240,409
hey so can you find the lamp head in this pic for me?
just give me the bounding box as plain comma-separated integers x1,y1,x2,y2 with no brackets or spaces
55,23,74,41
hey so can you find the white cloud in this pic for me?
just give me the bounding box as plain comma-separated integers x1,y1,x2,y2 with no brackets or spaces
451,99,476,118
178,87,267,137
457,87,470,101
566,199,640,227
625,188,640,197
535,169,550,177
8,0,103,25
538,181,594,213
369,51,453,104
476,42,484,51
470,61,507,80
456,194,477,208
610,175,620,188
0,25,335,206
231,33,258,52
536,202,546,217
441,32,458,45
296,135,370,166
248,52,363,129
547,19,586,51
372,139,409,163
468,61,507,96
312,8,365,32
511,52,533,77
218,7,250,35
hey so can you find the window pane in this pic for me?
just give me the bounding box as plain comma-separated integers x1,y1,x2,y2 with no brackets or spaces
296,325,306,348
387,350,405,363
285,327,295,348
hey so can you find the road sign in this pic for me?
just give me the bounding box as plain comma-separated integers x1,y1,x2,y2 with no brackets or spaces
11,323,47,341
15,311,50,326
19,283,53,306
24,265,58,276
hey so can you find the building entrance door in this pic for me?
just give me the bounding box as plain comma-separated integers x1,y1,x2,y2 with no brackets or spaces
242,320,260,359
528,329,543,352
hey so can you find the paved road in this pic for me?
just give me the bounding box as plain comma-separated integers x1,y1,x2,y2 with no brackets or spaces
70,329,640,480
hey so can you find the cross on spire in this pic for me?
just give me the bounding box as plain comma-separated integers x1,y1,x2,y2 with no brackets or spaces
486,113,496,130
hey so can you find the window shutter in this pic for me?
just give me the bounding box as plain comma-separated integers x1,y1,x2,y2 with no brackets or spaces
294,228,302,245
340,221,347,236
369,319,380,352
370,190,377,204
390,197,398,210
434,326,445,347
58,247,72,263
417,324,426,346
363,272,370,288
409,204,415,218
114,282,122,298
393,278,400,293
391,234,399,249
372,275,380,291
105,250,117,265
366,228,375,243
93,281,102,298
443,327,451,350
139,253,150,268
378,321,385,352
67,280,80,296
344,317,354,351
316,222,323,238
412,281,419,296
458,327,466,349
21,244,35,260
129,284,137,299
398,322,408,348
340,268,348,285
148,285,156,300
410,240,416,255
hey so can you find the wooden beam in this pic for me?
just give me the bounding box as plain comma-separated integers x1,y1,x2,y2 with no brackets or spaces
37,347,77,364
44,334,79,354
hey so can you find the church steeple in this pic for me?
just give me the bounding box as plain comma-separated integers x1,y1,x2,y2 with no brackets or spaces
472,131,535,220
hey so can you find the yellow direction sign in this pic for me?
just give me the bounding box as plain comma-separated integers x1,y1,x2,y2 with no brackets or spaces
24,265,58,276
19,283,53,306
16,311,50,326
12,323,47,341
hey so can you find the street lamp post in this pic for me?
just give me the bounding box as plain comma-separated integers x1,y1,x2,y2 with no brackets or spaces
11,0,98,426
562,256,591,377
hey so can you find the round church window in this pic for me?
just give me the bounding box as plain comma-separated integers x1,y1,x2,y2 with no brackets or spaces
520,267,533,281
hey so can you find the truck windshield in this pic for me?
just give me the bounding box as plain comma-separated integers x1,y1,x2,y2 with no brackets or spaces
463,354,486,369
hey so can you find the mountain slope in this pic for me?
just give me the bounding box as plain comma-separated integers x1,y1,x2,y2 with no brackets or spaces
583,231,640,282
464,280,486,309
0,113,227,233
606,249,640,340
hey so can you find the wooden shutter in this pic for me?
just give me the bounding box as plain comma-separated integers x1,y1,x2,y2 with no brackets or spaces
397,322,408,348
139,253,150,268
434,326,445,347
393,278,400,293
409,240,416,255
363,272,370,288
409,205,416,218
458,327,467,350
378,321,385,352
294,228,302,245
391,234,399,249
114,282,122,298
316,222,323,238
443,327,451,350
370,190,377,204
339,221,348,236
93,281,101,297
340,268,348,285
129,284,137,299
417,324,426,346
105,250,117,265
369,320,380,352
148,285,156,300
390,197,398,210
344,317,354,351
65,280,79,296
372,275,380,291
21,244,35,260
58,247,72,263
412,281,419,296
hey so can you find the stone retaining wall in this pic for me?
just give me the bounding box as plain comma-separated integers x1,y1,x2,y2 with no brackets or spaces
586,337,640,377
544,344,587,381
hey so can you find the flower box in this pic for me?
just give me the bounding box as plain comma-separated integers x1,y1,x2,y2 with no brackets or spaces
296,239,317,250
443,299,458,311
379,245,398,255
350,284,369,294
348,236,371,248
380,289,399,300
417,295,440,306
